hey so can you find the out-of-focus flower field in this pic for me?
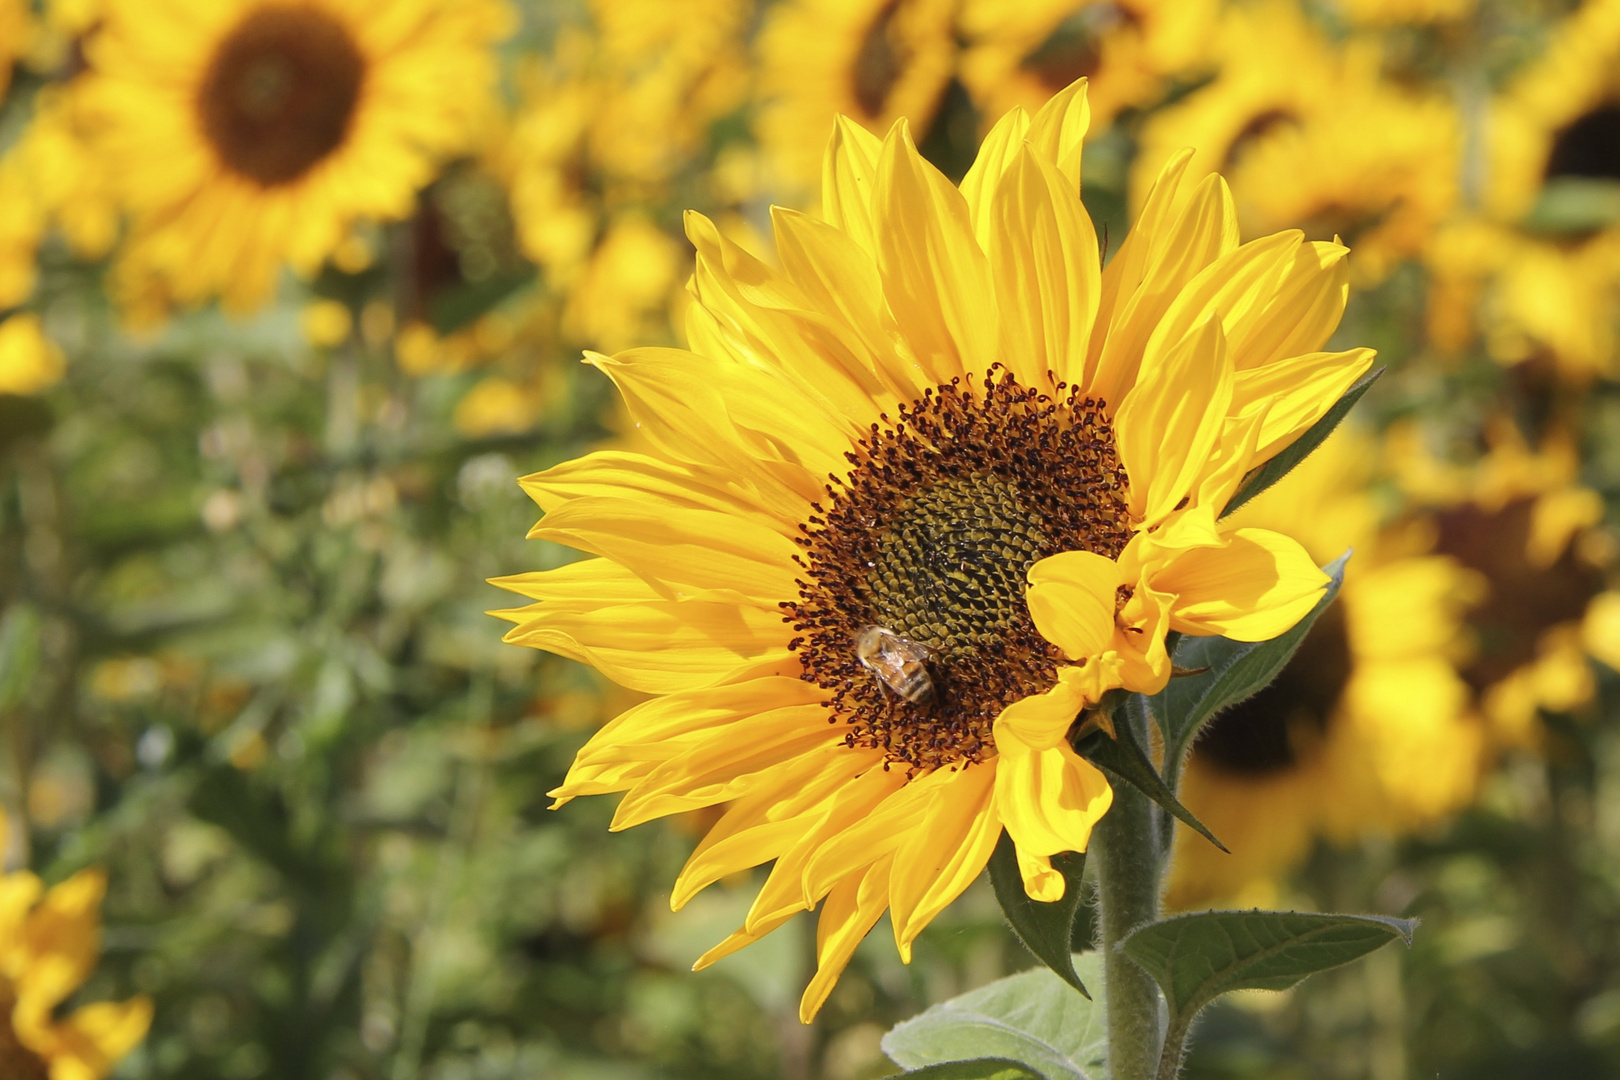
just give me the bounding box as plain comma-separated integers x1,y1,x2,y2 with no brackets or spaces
4,0,1620,1076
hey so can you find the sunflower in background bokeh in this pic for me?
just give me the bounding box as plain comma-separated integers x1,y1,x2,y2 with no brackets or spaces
1388,418,1617,747
80,0,513,321
1132,0,1459,286
957,0,1216,136
1168,430,1484,909
754,0,957,195
0,850,150,1080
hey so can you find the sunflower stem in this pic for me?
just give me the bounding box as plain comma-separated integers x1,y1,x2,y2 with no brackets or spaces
1093,702,1166,1080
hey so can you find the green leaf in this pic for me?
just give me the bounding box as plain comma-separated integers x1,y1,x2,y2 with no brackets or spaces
883,955,1107,1080
988,831,1090,998
899,1060,1046,1080
1074,712,1227,853
1121,909,1418,1020
1222,368,1382,517
1147,552,1349,771
1523,177,1620,234
0,604,42,713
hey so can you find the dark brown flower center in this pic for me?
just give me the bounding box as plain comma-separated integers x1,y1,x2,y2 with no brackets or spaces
197,4,365,187
0,990,50,1080
1019,4,1140,90
1222,108,1300,171
1430,496,1603,694
853,0,906,118
785,372,1133,772
1545,103,1620,184
1193,604,1351,777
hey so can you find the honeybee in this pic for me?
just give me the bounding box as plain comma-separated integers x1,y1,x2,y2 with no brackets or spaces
854,626,935,704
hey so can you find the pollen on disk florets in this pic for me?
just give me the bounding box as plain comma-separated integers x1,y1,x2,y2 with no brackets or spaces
784,369,1134,772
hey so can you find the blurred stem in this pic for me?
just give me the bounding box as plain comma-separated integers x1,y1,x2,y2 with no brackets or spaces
1093,700,1165,1080
391,666,494,1080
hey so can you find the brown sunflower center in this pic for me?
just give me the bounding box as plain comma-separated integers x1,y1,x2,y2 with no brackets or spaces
853,0,906,118
1222,108,1300,171
1020,4,1140,90
0,990,49,1080
785,372,1133,772
1545,103,1620,184
197,4,365,187
1193,604,1351,777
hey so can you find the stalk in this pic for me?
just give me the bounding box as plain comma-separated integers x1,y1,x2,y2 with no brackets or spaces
1092,708,1166,1080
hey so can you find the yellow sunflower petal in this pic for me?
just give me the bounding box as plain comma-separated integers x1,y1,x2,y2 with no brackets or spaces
995,742,1113,868
1227,240,1352,370
821,115,885,254
961,106,1032,248
1091,169,1238,408
875,121,997,385
989,145,1102,389
1115,314,1235,527
1154,527,1329,640
1233,348,1378,464
610,705,843,828
890,762,1000,952
1142,230,1300,370
1015,848,1066,903
800,857,892,1022
501,599,794,695
1027,550,1120,664
1025,77,1092,191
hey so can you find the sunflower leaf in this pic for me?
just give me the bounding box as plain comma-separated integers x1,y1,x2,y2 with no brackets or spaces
1074,717,1228,853
1221,367,1383,518
988,831,1090,997
882,954,1108,1080
897,1060,1047,1079
1121,909,1417,1020
1148,551,1349,773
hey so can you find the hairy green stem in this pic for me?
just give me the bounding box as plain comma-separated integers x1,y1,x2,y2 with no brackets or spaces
1093,728,1165,1080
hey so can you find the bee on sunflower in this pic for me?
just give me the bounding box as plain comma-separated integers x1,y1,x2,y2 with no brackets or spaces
494,78,1375,1020
80,0,513,319
0,863,151,1080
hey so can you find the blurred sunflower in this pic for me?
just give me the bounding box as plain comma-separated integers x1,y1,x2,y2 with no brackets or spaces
755,0,957,194
83,0,512,318
495,79,1374,1018
0,865,151,1080
1328,0,1474,25
958,0,1216,134
1168,432,1483,909
1390,419,1615,745
1132,0,1459,284
1426,219,1620,377
1485,0,1620,223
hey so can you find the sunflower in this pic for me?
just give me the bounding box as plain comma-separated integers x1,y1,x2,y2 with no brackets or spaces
493,79,1374,1019
1328,0,1474,25
0,866,152,1080
1131,0,1459,285
755,0,957,196
957,0,1216,135
80,0,512,317
1389,419,1613,745
0,314,66,396
1167,431,1483,909
1484,0,1620,224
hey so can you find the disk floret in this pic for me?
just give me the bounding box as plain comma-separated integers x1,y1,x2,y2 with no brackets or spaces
786,370,1133,771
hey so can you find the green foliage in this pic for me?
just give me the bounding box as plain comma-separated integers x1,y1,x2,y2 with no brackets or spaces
898,1060,1047,1079
988,832,1091,999
1123,910,1417,1018
1074,709,1226,854
882,955,1109,1080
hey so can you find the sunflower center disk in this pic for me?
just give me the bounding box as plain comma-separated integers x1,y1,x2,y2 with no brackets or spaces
198,5,366,187
1195,604,1352,776
786,372,1133,772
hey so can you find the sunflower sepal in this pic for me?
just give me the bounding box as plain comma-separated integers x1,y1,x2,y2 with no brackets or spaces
1144,550,1349,812
1073,698,1228,854
1222,368,1384,518
1119,910,1418,1080
987,831,1091,998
